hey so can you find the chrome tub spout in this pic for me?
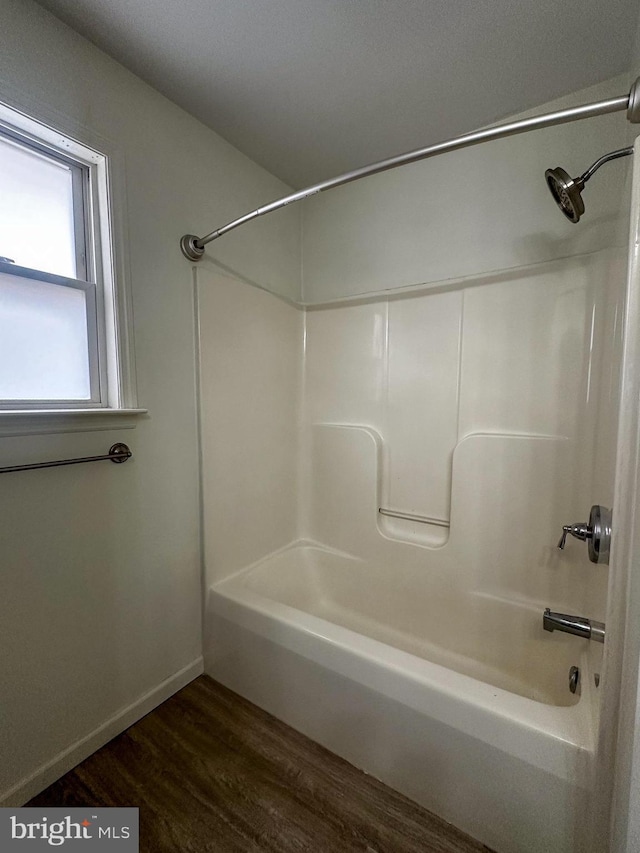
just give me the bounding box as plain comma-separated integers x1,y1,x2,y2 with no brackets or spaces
543,609,605,643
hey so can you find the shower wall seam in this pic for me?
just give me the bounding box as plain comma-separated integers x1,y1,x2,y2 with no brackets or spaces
455,291,465,446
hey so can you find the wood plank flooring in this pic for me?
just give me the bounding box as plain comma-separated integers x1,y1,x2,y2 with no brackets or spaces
29,675,493,853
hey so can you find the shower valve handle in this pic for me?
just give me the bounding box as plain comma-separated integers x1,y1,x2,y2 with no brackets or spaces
557,505,612,564
558,523,591,550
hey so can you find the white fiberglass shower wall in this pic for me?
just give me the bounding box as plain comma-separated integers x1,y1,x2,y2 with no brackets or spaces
196,76,634,853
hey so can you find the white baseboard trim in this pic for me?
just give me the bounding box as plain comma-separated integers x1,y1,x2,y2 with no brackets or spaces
1,657,204,807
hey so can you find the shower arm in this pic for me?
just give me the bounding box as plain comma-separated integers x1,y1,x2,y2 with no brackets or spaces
577,146,635,187
180,77,640,261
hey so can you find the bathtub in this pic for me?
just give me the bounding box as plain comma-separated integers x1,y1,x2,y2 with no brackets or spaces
205,540,597,853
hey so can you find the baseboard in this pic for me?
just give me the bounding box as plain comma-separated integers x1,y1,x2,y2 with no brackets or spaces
1,657,204,807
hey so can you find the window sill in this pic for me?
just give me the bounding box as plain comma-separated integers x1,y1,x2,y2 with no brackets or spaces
0,408,148,437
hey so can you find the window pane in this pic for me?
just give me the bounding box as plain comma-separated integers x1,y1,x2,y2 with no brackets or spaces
0,271,91,400
0,135,78,278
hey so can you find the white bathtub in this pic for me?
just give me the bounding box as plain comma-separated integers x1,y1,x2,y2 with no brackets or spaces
205,540,597,853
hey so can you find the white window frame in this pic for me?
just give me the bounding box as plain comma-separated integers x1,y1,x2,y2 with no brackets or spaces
0,100,143,430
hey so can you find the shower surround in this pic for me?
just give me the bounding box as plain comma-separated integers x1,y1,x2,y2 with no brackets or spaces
196,77,632,853
197,241,624,853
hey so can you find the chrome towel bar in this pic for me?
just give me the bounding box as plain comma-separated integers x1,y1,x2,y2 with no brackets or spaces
0,442,132,474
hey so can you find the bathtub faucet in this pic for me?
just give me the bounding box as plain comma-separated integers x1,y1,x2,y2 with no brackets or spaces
543,608,605,643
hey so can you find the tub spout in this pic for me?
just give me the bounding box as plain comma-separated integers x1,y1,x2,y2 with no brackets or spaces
543,608,605,643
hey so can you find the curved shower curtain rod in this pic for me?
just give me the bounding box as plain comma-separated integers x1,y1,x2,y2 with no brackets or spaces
180,77,640,261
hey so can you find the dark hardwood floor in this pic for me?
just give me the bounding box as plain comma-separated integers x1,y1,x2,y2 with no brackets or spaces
29,675,493,852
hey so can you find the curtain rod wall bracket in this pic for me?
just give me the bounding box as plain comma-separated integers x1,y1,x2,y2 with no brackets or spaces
180,234,205,262
181,76,640,262
628,76,640,123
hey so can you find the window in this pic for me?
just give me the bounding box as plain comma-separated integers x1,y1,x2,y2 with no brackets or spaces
0,103,136,416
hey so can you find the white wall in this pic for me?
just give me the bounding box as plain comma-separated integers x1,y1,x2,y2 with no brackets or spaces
197,269,302,587
302,77,630,304
0,0,300,805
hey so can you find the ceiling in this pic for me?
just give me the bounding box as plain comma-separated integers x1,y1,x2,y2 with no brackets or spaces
36,0,637,188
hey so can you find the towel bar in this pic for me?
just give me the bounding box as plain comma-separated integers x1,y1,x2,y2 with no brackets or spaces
0,442,132,474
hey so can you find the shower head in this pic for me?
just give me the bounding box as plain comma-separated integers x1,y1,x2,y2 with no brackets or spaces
545,167,585,223
545,147,634,223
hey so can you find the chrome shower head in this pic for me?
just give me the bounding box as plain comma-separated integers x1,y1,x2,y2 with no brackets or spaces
545,147,633,224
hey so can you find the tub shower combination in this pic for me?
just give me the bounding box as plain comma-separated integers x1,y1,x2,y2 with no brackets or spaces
204,422,612,853
185,79,640,853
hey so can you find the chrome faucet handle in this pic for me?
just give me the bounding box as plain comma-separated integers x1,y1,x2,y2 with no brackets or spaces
558,523,591,550
557,506,612,564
